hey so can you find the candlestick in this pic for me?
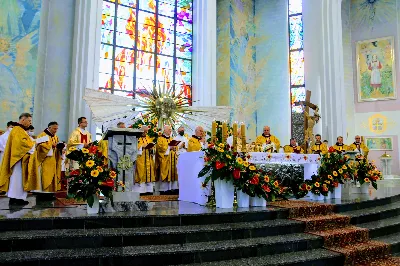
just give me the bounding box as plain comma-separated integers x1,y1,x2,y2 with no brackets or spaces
222,122,227,143
241,123,246,152
232,123,238,152
212,120,217,143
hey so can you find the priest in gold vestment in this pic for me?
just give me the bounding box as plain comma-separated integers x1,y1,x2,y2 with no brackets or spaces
188,126,206,152
133,125,155,194
333,136,350,152
0,113,39,205
34,122,64,199
283,138,304,154
309,134,328,154
156,125,178,193
67,117,92,170
349,135,369,157
255,126,281,152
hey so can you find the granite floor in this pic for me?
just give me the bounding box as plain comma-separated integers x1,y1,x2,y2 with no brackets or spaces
0,183,400,220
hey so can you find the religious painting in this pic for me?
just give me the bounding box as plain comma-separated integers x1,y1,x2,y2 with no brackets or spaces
356,36,396,102
0,0,41,128
365,137,393,151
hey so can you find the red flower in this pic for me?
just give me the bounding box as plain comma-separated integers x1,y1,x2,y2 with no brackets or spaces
247,155,251,159
233,152,238,156
328,146,336,153
215,161,225,170
233,168,241,179
339,159,344,164
204,157,209,162
99,179,114,187
249,176,259,185
70,169,80,176
89,145,98,154
262,184,271,192
300,183,307,190
333,182,339,187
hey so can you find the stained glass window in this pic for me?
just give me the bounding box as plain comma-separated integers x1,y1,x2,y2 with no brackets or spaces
288,0,305,113
99,0,193,100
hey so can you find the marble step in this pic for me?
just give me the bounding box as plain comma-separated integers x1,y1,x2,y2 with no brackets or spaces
357,214,400,238
374,232,400,255
339,201,400,224
178,249,344,266
334,193,400,213
0,219,304,252
0,233,323,265
0,208,288,232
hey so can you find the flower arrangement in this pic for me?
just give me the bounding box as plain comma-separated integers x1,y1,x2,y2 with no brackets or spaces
354,154,382,189
130,113,162,141
66,143,119,207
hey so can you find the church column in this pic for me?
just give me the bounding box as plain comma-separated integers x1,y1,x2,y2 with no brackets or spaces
303,0,346,144
192,0,217,106
69,0,103,137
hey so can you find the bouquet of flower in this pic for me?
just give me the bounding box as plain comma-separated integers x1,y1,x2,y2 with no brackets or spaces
318,147,355,185
354,154,382,189
130,113,162,141
301,174,336,196
66,144,119,207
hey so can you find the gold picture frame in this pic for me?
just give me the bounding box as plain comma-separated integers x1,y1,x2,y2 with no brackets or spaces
356,36,397,102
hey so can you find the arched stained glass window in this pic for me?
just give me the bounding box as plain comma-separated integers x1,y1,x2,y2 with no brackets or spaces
99,0,193,100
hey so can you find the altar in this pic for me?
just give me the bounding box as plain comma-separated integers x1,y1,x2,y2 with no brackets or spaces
178,152,320,205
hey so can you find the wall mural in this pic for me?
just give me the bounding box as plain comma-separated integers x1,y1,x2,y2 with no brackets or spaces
351,0,397,29
0,0,41,127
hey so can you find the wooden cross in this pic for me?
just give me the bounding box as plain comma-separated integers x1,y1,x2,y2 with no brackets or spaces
295,90,318,151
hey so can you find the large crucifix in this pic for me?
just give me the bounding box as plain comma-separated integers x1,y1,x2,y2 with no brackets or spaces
295,90,320,152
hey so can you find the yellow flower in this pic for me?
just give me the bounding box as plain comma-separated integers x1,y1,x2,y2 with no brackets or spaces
138,124,142,128
248,165,256,171
226,154,232,159
342,165,347,170
218,143,225,148
274,180,279,187
110,171,117,179
236,157,243,164
244,161,250,168
364,178,370,183
91,170,99,177
327,154,330,158
82,148,89,154
333,171,338,177
315,182,320,187
306,185,312,191
97,166,104,172
264,175,270,182
153,128,157,132
218,148,224,152
328,175,333,180
69,147,77,151
338,169,343,174
86,160,95,168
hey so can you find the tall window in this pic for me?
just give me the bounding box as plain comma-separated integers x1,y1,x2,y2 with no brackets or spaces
288,0,305,141
99,0,193,100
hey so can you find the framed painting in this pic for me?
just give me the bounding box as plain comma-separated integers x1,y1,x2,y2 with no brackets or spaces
365,137,393,151
356,36,396,102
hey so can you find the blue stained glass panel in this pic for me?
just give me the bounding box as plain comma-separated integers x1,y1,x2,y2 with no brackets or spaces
290,50,304,86
289,15,303,50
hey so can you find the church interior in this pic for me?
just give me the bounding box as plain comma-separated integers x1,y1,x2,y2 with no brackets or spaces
1,0,400,265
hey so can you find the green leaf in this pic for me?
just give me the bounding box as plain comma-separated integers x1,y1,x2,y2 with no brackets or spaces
198,166,211,177
87,194,94,208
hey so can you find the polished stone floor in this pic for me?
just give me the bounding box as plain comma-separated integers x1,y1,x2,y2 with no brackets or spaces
1,183,400,220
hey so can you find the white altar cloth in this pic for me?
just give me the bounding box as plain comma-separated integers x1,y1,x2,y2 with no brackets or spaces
178,152,320,205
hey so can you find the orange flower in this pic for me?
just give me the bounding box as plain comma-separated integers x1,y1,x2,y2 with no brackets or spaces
315,182,320,187
110,171,117,179
306,185,312,191
273,180,279,187
97,166,104,172
364,178,370,183
328,175,333,180
264,175,270,182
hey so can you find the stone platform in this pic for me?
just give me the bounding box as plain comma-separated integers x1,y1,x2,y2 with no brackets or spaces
0,185,400,265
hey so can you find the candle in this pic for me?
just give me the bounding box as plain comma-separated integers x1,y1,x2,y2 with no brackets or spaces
222,122,227,143
212,120,217,142
241,123,246,152
233,123,238,151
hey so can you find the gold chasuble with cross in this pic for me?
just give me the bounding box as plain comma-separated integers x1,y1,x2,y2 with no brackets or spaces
136,135,155,183
283,145,304,154
349,142,369,157
67,128,92,152
0,125,39,192
309,142,328,155
333,143,350,152
35,130,62,192
255,135,281,152
156,135,178,183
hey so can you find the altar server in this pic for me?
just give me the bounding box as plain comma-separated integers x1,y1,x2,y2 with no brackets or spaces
283,138,304,154
255,126,281,153
156,125,178,193
333,136,350,152
349,135,369,157
174,126,189,154
188,126,206,152
67,117,92,170
0,121,14,165
0,113,39,205
309,134,328,154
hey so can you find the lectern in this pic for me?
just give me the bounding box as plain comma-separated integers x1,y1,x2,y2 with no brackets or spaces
103,128,143,202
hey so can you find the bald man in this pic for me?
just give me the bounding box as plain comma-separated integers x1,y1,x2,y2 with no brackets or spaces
156,125,178,193
255,126,280,153
188,126,206,152
349,135,369,157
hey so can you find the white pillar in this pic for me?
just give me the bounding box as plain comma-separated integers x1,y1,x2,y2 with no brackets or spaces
303,0,346,144
192,0,217,107
69,0,102,137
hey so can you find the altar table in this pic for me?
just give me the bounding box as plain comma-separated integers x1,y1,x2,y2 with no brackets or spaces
178,152,320,205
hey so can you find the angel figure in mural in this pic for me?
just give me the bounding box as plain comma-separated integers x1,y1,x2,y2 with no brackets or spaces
368,53,382,91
